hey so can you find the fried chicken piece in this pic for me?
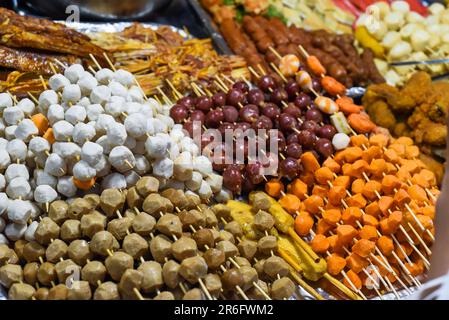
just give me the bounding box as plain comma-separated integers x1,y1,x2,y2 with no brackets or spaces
365,100,396,130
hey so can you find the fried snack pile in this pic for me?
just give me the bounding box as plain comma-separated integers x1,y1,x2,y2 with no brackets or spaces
0,179,319,300
89,23,249,97
363,72,448,182
265,133,438,297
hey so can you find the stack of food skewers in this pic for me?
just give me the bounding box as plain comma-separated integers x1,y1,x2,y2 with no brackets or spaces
0,7,442,300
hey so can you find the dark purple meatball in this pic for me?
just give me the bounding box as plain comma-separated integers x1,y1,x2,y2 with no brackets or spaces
286,133,300,145
262,103,281,119
246,162,264,185
222,105,239,123
285,143,303,159
253,115,273,130
305,108,323,123
242,174,256,193
258,75,276,93
182,121,194,137
301,120,319,133
278,113,297,131
177,96,195,109
227,89,245,107
279,157,300,179
218,122,235,137
233,81,249,93
239,104,259,123
247,88,265,106
312,78,322,93
196,96,213,112
270,88,288,105
315,138,334,158
294,93,312,110
297,130,316,149
267,131,286,152
223,166,243,194
317,125,337,140
285,81,300,99
169,104,188,124
205,109,224,128
283,103,301,118
212,92,227,107
190,110,205,124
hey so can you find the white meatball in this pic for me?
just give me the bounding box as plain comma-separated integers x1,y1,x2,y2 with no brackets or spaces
109,81,128,97
90,85,111,105
114,69,134,87
44,153,67,177
96,135,113,155
5,222,27,241
0,193,8,216
62,84,82,104
170,127,185,143
78,97,91,107
101,173,126,190
57,176,77,197
215,188,232,203
152,157,173,179
38,90,59,111
332,133,350,150
173,151,193,182
109,146,135,173
73,160,96,182
47,104,65,125
64,105,86,125
186,171,202,191
0,234,8,244
95,114,115,134
49,74,71,91
140,102,154,118
126,86,144,103
5,164,29,183
3,107,24,125
180,137,199,156
124,113,148,139
52,120,74,142
147,118,167,134
64,64,85,83
7,139,27,162
4,125,17,140
193,156,213,177
156,114,174,131
134,155,150,175
86,103,104,121
78,72,98,95
73,123,96,145
34,185,58,204
80,141,103,166
94,155,111,177
14,119,38,141
6,177,31,199
52,142,81,160
124,170,140,187
105,96,126,117
0,149,11,171
0,174,5,192
95,68,115,85
198,180,212,200
206,173,223,193
106,122,127,146
24,221,39,242
124,101,142,115
17,98,35,116
0,92,13,111
145,134,170,159
29,137,50,155
35,169,58,189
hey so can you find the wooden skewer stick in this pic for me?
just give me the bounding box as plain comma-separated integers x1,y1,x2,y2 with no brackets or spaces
102,52,116,71
53,58,67,70
156,86,173,105
268,47,283,60
89,54,102,70
166,79,183,100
